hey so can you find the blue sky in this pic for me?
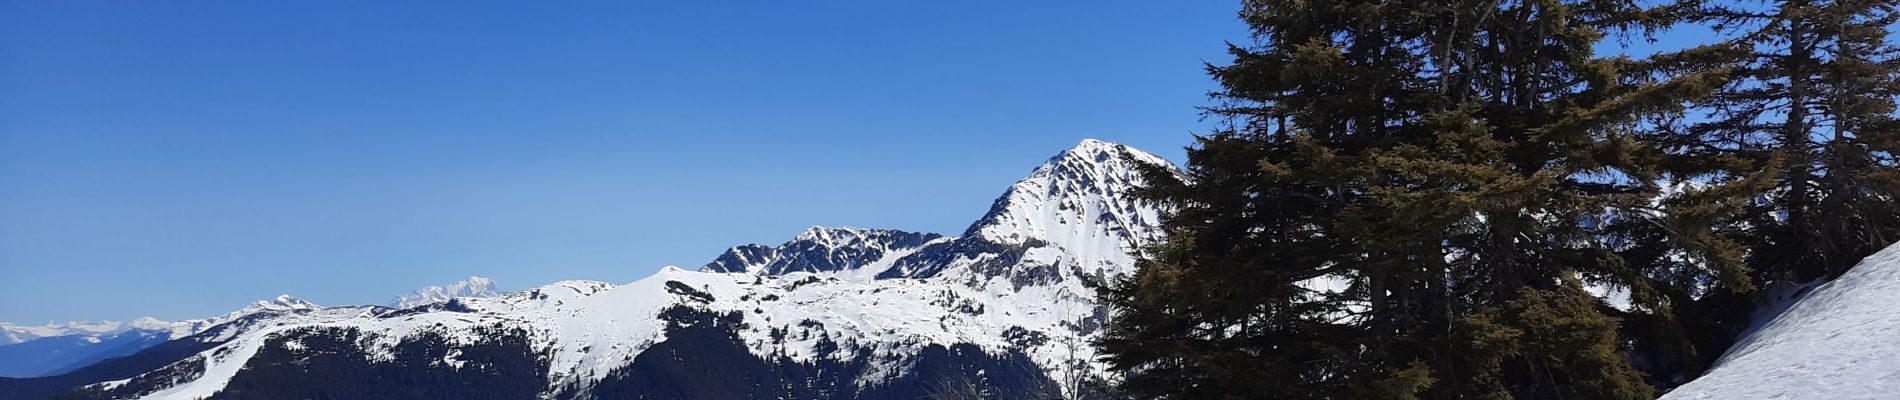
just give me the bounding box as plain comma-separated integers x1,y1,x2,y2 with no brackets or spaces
0,1,1245,323
0,1,1732,324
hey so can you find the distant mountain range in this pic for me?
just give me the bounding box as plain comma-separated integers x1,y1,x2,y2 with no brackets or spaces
0,328,171,379
2,138,1894,399
2,319,198,348
0,139,1172,399
0,278,498,379
389,276,502,309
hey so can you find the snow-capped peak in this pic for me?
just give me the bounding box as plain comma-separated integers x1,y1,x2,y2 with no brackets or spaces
245,294,319,313
389,276,503,309
23,140,1183,400
700,226,946,277
793,225,854,242
128,317,172,331
965,138,1171,247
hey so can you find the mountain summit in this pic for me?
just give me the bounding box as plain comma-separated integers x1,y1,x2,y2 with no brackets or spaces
388,277,501,309
0,139,1177,399
968,138,1171,248
875,139,1173,282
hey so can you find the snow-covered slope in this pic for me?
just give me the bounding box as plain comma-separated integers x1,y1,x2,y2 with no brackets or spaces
1661,242,1900,399
388,276,502,309
967,138,1168,252
10,139,1177,399
877,138,1168,282
0,296,320,380
1,295,319,348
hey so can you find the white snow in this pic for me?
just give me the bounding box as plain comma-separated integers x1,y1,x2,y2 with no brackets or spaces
0,320,134,345
970,138,1170,268
1660,242,1900,400
74,139,1182,400
58,138,1900,400
389,276,503,309
1,296,320,346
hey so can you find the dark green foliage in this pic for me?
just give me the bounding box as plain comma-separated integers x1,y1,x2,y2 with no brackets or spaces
1681,0,1900,283
1098,0,1789,398
1628,0,1900,386
1445,284,1652,399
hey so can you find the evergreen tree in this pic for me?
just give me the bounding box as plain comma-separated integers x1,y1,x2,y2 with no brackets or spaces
1810,0,1900,275
1101,0,1756,398
1687,0,1900,284
1613,0,1900,388
1101,0,1443,396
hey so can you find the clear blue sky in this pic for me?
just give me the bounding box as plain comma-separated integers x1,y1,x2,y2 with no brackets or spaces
0,1,1247,323
0,1,1729,324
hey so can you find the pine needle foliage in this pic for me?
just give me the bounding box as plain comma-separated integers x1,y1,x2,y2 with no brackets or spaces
1093,0,1836,398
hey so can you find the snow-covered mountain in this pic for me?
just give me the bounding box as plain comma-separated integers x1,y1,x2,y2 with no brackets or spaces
388,276,502,309
0,295,320,379
2,322,127,347
2,320,177,347
0,329,173,378
701,227,946,279
0,138,1175,400
2,295,321,348
1660,242,1900,399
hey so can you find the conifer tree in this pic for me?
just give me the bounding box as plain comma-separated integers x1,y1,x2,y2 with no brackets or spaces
1101,0,1757,398
1810,0,1900,274
1613,0,1900,387
1687,0,1900,283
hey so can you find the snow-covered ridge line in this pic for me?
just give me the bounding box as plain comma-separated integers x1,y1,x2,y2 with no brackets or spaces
700,226,947,277
967,138,1171,245
32,138,1178,399
389,276,502,309
2,321,154,346
5,275,504,350
0,295,322,347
